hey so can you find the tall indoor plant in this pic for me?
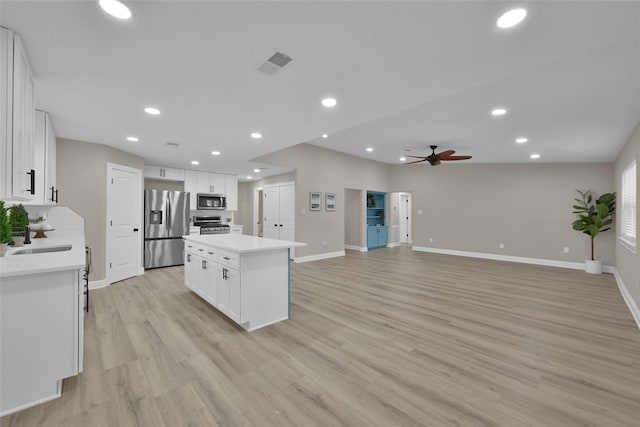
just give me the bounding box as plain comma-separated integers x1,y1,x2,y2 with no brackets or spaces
571,189,616,274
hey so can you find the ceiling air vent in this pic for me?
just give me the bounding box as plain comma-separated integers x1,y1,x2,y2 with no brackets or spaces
164,142,180,149
257,51,293,76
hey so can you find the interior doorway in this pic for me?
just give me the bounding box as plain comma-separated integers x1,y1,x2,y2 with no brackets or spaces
399,193,412,243
106,163,142,284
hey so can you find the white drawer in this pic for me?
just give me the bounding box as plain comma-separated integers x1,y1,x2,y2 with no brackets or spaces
218,249,239,269
185,242,216,259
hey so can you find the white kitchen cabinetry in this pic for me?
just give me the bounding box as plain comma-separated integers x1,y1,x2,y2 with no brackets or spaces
28,110,57,205
229,225,243,234
184,170,198,210
144,165,185,181
0,268,84,415
1,27,36,201
183,235,304,331
196,171,224,194
224,174,238,210
263,182,295,243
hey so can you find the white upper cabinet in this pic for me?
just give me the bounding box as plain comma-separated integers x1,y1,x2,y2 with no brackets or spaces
143,165,185,181
184,170,197,211
27,110,57,205
224,174,238,211
196,171,224,194
1,28,36,201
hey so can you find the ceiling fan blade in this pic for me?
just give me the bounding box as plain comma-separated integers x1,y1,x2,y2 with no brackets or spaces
441,155,472,161
405,159,428,165
436,150,455,159
406,155,429,159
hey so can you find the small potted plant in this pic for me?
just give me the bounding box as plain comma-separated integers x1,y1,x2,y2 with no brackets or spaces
571,189,616,274
9,203,29,246
226,217,232,224
0,201,11,256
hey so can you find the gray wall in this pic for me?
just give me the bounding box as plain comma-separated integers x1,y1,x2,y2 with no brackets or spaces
388,162,615,265
256,144,390,257
57,138,144,281
615,121,640,313
344,189,362,247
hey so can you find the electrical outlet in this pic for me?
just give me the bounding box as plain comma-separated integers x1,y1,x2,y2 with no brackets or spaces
429,237,434,243
499,243,504,249
563,247,569,253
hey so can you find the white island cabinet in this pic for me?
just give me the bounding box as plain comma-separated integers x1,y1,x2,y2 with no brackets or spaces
184,234,305,331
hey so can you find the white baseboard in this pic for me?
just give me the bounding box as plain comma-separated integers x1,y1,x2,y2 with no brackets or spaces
294,250,345,263
89,278,110,290
412,246,615,272
137,267,145,276
344,245,368,252
387,242,402,248
613,269,640,331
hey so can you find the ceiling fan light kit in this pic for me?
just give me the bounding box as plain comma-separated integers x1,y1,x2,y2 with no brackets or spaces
405,145,472,166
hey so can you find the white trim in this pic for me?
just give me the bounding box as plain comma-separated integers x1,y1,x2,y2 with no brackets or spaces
294,250,345,263
89,278,110,290
387,242,402,248
0,389,62,417
618,236,637,254
344,244,368,252
137,267,145,276
613,269,640,331
412,246,615,272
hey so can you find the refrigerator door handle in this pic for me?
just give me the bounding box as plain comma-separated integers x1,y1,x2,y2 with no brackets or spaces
166,198,172,229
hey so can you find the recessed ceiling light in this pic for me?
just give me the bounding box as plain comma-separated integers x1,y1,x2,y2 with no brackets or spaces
491,108,507,116
253,169,260,173
211,151,221,156
191,161,199,165
251,132,262,139
322,98,337,108
126,136,139,142
247,176,253,180
322,134,328,138
515,137,528,144
366,147,374,152
497,8,527,29
530,153,540,159
400,157,407,162
144,107,160,115
99,0,132,20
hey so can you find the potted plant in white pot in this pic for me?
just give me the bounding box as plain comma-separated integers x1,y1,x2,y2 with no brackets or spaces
9,204,29,246
571,189,616,274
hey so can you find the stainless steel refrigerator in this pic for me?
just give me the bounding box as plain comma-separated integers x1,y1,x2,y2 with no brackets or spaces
144,190,190,269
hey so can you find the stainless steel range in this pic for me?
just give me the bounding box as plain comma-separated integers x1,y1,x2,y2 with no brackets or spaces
193,216,230,235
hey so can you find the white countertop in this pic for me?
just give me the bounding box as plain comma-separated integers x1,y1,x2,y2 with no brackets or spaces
0,235,86,278
184,234,306,254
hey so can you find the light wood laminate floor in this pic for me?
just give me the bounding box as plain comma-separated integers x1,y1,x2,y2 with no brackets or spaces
3,246,640,426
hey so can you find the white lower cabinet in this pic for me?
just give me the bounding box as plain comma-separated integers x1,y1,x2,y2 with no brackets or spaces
0,269,84,416
184,239,291,331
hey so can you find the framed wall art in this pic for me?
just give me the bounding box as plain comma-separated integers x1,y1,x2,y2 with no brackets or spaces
325,193,336,211
309,191,321,211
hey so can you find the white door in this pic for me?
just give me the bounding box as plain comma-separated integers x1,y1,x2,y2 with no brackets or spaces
400,194,411,244
107,163,142,284
253,188,262,236
263,186,280,239
279,184,295,242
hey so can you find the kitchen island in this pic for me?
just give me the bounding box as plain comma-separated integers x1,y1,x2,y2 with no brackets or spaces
183,234,305,331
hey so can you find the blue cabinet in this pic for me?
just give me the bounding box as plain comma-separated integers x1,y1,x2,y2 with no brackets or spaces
366,191,387,249
368,226,388,249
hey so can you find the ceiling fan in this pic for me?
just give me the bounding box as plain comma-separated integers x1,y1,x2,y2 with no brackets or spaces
406,145,472,166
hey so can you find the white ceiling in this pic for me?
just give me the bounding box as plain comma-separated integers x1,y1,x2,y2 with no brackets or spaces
2,1,640,180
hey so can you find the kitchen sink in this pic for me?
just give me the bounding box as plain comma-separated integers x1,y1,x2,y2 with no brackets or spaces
12,245,72,255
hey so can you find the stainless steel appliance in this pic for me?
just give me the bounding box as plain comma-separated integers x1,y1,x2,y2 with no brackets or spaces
193,215,230,235
196,193,226,210
144,190,190,268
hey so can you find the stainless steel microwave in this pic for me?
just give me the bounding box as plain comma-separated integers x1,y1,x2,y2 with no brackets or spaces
196,193,227,210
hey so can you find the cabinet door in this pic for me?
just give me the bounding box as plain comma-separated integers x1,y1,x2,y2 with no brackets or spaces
224,174,238,210
378,227,388,247
163,167,184,181
226,267,241,323
210,173,224,194
184,170,198,210
184,251,199,291
0,28,12,199
45,114,57,204
11,34,35,200
367,227,378,248
144,165,163,179
218,266,230,314
196,172,212,194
